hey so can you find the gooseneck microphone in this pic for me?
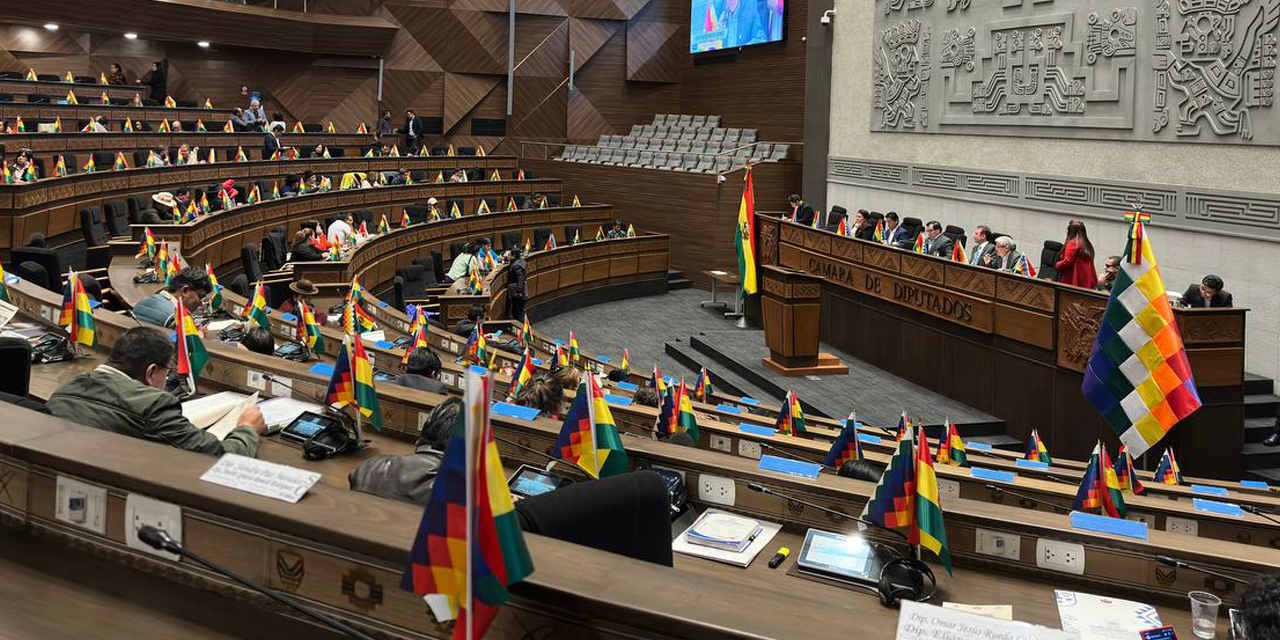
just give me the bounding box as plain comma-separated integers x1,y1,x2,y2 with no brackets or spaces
1155,555,1248,601
136,526,378,640
745,482,909,542
983,483,1072,515
1240,504,1280,527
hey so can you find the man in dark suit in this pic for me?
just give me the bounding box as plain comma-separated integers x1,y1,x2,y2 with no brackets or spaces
882,211,911,248
404,109,425,153
1181,275,1233,308
787,194,815,226
263,124,285,158
992,236,1022,271
921,220,953,257
969,225,998,267
391,348,448,394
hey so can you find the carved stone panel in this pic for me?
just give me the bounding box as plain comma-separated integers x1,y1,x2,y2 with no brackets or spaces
870,0,1280,146
1057,290,1107,371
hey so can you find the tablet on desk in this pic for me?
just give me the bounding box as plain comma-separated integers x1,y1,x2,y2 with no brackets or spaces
795,529,887,588
280,411,338,443
507,464,572,499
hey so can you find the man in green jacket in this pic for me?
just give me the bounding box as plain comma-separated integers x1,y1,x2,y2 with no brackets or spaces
48,326,265,457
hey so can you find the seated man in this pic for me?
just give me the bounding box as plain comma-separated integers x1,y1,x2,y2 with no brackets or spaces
239,327,276,355
348,397,461,506
606,220,626,239
47,326,265,456
327,212,355,247
452,305,485,338
787,194,815,226
1181,274,1233,308
133,267,212,329
992,236,1021,271
392,348,447,394
883,211,911,249
921,220,953,257
1097,255,1120,292
444,244,476,284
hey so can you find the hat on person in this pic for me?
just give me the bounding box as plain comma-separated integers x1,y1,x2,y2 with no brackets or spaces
152,192,177,208
289,279,320,296
427,197,438,205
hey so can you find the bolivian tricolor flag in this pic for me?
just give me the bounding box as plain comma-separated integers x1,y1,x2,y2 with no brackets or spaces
572,195,581,207
476,200,490,215
913,233,925,254
935,418,968,467
272,181,281,199
65,90,78,105
344,278,379,334
555,374,628,478
544,233,557,250
99,73,109,85
506,197,518,212
914,427,953,574
378,214,391,235
464,326,490,367
325,333,383,431
401,209,412,228
174,296,208,389
82,154,95,173
52,116,62,133
436,171,446,184
694,366,712,401
13,116,23,133
674,380,700,442
489,169,501,182
158,119,171,132
196,119,206,132
205,263,222,310
60,270,96,348
450,202,463,219
400,366,533,640
356,122,368,134
235,146,248,162
292,121,304,133
223,119,235,132
595,226,605,242
246,281,271,329
401,321,429,367
568,331,579,362
506,348,537,402
24,69,36,81
952,240,968,263
164,95,176,108
54,155,67,177
132,93,143,107
296,299,325,353
100,91,110,105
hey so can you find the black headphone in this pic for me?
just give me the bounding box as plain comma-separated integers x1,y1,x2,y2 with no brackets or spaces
302,422,360,461
875,552,937,607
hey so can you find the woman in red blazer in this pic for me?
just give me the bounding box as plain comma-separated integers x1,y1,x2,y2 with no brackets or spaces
1054,220,1098,289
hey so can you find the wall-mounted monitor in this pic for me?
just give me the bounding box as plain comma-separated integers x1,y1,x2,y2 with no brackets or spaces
690,0,785,54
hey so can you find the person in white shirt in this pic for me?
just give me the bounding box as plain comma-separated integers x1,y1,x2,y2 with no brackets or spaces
969,225,997,267
445,243,476,283
327,212,355,247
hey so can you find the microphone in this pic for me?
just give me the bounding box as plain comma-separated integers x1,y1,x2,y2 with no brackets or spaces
745,482,909,542
758,442,834,470
983,483,1072,514
136,526,378,640
493,434,594,480
1155,555,1249,597
1240,504,1280,527
262,373,297,394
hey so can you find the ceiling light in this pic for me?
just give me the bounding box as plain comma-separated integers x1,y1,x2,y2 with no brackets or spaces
124,32,138,40
43,23,58,31
197,40,210,48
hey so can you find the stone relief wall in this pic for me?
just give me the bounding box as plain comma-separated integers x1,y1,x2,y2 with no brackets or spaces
871,0,1280,145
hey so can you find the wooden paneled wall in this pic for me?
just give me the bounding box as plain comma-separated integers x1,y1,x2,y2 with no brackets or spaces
0,0,807,147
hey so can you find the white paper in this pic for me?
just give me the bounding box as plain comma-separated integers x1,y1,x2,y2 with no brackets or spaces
258,396,323,428
672,511,780,567
942,603,1014,621
207,392,259,440
0,299,18,330
1056,590,1162,640
200,453,321,503
899,601,1076,640
206,319,240,333
182,391,248,430
360,330,387,343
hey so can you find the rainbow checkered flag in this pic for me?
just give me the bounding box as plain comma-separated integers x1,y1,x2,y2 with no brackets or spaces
860,423,917,540
554,374,628,478
401,367,533,640
1081,212,1201,458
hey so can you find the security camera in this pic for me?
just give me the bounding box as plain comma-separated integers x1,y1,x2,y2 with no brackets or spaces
820,9,836,24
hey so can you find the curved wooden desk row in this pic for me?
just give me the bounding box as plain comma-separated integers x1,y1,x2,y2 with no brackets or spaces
122,179,563,279
0,130,369,156
105,247,1280,550
756,216,1248,478
1,101,230,125
0,78,148,101
4,277,1274,629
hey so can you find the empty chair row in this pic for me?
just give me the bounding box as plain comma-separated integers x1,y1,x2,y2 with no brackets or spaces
598,131,760,152
622,125,755,143
556,144,789,172
649,114,721,129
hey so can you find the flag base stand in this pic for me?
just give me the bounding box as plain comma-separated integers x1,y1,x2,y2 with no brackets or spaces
762,353,849,377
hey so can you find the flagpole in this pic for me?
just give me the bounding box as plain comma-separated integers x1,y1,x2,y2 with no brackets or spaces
464,369,477,640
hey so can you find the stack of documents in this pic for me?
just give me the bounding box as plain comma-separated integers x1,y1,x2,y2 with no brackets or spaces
686,511,762,553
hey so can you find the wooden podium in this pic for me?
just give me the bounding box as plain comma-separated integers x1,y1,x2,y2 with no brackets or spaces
759,265,848,376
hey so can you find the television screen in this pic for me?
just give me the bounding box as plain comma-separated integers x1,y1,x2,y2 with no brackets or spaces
690,0,785,53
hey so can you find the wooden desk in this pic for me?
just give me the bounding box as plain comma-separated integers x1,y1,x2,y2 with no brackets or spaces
0,78,147,102
0,101,235,128
755,216,1248,478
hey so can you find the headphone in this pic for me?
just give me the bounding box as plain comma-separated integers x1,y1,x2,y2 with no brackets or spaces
301,408,364,461
875,550,937,607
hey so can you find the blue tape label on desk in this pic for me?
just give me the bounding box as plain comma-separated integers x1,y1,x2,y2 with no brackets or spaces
491,402,541,421
1070,511,1149,540
1191,484,1229,496
737,396,759,405
739,424,776,437
1193,498,1246,517
1015,459,1050,470
716,404,743,414
531,358,543,366
597,356,611,363
372,340,395,349
967,442,993,451
1241,480,1270,490
89,300,102,309
553,339,564,345
603,394,632,406
970,467,1016,483
309,363,335,376
758,454,821,480
278,312,296,322
377,300,388,307
615,381,638,392
857,434,881,444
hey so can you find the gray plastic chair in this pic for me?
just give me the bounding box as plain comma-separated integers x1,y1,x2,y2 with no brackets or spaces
634,151,653,167
770,144,790,161
652,152,668,168
691,115,707,128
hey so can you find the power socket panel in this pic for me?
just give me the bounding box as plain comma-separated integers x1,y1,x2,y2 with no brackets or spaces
698,474,736,507
1036,539,1085,575
974,528,1021,560
737,440,762,460
125,494,182,561
709,434,732,453
936,478,961,500
1165,516,1199,536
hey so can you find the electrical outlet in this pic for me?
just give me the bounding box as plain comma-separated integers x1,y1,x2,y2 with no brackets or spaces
709,435,732,453
698,475,736,506
975,528,1021,560
269,375,292,398
125,494,182,561
936,478,960,500
55,476,107,535
246,369,266,391
1165,516,1199,536
1036,539,1085,575
738,440,762,460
